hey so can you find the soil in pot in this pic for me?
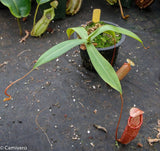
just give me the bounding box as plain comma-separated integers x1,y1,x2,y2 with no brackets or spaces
78,21,126,71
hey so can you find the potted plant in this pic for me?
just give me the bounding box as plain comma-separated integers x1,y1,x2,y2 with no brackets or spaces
4,20,144,99
75,21,126,71
3,17,145,145
33,23,144,94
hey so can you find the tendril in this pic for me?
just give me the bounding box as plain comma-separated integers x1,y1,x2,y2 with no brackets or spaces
3,68,34,102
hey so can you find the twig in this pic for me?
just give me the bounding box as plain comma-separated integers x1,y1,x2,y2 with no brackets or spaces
118,0,129,20
17,49,31,57
20,30,30,43
35,108,53,149
93,124,107,134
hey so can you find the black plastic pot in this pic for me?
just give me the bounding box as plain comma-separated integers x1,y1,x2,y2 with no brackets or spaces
0,2,6,9
74,21,126,71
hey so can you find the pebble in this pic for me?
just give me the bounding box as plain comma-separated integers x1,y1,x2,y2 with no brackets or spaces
93,109,97,114
37,100,40,103
68,59,72,63
41,86,45,89
5,104,8,107
90,142,95,147
92,85,96,89
70,124,74,128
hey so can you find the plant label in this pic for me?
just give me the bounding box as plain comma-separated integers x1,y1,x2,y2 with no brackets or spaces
92,9,101,23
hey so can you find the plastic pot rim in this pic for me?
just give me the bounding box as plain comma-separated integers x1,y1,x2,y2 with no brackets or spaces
73,20,126,51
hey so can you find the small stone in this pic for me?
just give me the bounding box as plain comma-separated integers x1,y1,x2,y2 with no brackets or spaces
87,130,90,134
137,143,143,148
97,84,101,88
70,124,74,128
18,121,23,124
90,142,95,147
41,86,45,89
5,104,8,107
92,85,96,89
45,81,51,86
93,109,97,114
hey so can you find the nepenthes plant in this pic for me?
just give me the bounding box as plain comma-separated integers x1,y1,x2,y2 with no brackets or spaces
0,0,57,36
3,22,146,144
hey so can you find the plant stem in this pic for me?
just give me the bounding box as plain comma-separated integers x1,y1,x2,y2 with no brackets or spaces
110,38,116,66
115,93,124,141
33,3,40,27
118,0,129,20
17,18,22,36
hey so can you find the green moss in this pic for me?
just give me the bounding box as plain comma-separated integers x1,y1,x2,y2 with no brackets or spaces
84,21,121,48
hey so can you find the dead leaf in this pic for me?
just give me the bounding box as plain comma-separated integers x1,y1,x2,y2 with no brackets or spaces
147,137,160,146
0,61,8,68
20,30,30,43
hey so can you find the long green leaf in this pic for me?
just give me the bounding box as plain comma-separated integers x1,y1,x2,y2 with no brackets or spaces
86,43,122,94
34,39,87,68
36,0,50,5
67,27,88,39
89,25,143,46
0,0,31,18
